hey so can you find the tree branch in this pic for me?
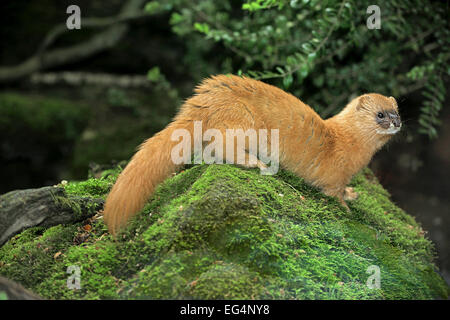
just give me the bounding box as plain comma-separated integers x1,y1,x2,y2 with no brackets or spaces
37,12,150,57
0,0,147,83
30,71,151,88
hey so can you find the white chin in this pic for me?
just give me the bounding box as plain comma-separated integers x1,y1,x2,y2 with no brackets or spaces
376,127,400,135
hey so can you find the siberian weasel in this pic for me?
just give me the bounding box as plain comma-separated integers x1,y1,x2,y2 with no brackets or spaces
103,75,401,234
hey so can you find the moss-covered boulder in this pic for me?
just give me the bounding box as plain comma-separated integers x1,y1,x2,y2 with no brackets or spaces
0,164,448,299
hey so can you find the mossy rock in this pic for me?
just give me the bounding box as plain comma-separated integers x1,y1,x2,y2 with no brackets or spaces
0,164,448,299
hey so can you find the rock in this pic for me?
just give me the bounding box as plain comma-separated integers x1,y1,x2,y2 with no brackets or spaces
0,186,103,246
0,276,42,300
0,164,448,299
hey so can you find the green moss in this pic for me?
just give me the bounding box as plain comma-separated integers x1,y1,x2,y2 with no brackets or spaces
189,262,264,299
0,164,448,300
60,165,120,198
0,225,77,289
123,250,215,299
36,240,122,299
63,175,117,198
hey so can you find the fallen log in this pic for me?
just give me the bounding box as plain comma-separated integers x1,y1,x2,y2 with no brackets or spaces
0,186,103,246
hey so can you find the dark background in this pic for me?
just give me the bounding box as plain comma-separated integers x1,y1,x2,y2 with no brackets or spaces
0,0,448,286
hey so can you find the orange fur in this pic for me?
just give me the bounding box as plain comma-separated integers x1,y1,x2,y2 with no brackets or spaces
103,74,400,235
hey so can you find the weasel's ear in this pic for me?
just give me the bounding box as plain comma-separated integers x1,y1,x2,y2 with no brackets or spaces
356,95,371,111
389,96,398,107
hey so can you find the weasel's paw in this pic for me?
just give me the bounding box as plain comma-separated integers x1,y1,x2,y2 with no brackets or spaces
339,199,350,212
238,153,268,171
343,187,358,201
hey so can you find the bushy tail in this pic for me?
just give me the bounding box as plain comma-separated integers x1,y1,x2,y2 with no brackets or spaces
103,123,185,235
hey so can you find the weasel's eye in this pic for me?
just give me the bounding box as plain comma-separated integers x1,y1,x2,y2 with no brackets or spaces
377,112,384,119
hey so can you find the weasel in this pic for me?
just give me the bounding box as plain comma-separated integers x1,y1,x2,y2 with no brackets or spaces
103,74,401,235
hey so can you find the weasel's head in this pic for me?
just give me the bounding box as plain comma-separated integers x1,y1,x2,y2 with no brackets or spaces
360,94,401,135
335,93,401,150
342,93,401,141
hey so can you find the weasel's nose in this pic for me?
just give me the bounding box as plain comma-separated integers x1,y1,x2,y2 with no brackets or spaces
392,117,401,128
389,112,401,128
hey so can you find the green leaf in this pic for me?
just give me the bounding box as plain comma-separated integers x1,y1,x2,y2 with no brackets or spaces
169,12,183,25
307,52,317,62
283,74,293,89
194,23,210,34
144,1,160,14
147,67,161,82
299,64,309,78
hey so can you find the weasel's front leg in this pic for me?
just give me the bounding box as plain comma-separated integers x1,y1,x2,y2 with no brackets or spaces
322,186,353,211
339,187,359,211
236,151,268,171
343,187,358,201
